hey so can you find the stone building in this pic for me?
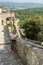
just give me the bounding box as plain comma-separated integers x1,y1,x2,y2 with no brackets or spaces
0,6,15,24
0,6,2,13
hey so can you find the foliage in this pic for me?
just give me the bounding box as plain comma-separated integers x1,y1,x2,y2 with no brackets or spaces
22,20,40,40
14,8,43,20
38,32,43,41
8,20,12,27
11,24,16,31
32,16,42,25
7,20,16,31
18,20,26,28
14,8,43,42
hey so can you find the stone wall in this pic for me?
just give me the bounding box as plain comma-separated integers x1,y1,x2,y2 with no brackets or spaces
15,39,43,65
7,24,43,65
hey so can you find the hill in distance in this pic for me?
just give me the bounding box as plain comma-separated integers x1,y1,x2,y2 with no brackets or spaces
0,2,43,9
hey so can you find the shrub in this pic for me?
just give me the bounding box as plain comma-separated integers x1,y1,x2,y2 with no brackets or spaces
22,20,40,40
38,32,43,41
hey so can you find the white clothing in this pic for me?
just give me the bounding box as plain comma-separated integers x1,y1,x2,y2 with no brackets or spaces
11,33,17,40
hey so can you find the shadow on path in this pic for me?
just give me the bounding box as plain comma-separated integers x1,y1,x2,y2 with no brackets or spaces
4,25,10,44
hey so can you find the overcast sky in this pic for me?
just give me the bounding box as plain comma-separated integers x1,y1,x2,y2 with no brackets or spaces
0,0,43,3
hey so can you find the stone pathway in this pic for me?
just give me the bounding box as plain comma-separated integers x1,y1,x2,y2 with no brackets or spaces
0,24,23,65
0,24,10,44
0,44,23,65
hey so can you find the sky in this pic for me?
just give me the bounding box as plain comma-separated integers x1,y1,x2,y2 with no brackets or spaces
0,0,43,3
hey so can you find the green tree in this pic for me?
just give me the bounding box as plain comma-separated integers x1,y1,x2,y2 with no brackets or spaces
32,16,42,25
38,32,43,41
22,20,40,40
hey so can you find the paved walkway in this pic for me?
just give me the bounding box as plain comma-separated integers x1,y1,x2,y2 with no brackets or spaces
0,24,23,65
0,24,10,44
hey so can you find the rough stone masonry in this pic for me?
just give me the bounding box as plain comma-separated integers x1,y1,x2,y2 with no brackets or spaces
15,39,43,65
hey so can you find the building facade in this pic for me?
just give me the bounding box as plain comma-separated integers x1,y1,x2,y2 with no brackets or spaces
0,6,15,24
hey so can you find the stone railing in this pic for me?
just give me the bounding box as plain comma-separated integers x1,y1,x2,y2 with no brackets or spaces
16,39,43,65
7,25,43,65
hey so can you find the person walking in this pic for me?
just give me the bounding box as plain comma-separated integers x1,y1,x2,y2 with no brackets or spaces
9,25,17,53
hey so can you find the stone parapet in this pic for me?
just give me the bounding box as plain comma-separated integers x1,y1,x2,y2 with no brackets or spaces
16,39,43,65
